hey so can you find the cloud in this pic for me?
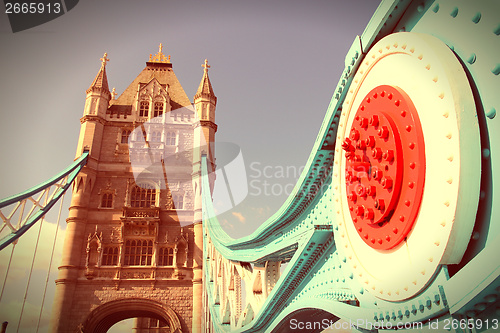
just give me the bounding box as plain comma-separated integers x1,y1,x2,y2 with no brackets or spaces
231,212,246,224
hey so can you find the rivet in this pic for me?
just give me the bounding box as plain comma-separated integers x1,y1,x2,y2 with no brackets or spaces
439,92,445,99
388,93,393,99
444,201,450,207
433,76,438,82
370,238,375,244
425,64,431,70
447,178,453,184
366,97,371,103
399,216,405,222
472,231,480,240
408,182,415,189
410,162,416,169
406,125,412,132
475,303,487,311
418,54,423,60
428,257,433,262
472,12,481,24
440,221,446,227
467,53,476,65
483,148,491,158
393,228,398,234
466,310,476,317
395,100,401,106
443,111,449,118
401,110,406,117
486,107,496,119
409,142,415,149
485,294,497,303
377,239,382,244
432,4,439,13
373,92,378,99
448,155,454,162
450,7,458,18
386,235,391,241
405,200,411,206
417,5,424,13
434,241,440,246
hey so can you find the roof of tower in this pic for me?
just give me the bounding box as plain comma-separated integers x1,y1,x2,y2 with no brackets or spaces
87,53,110,94
108,45,192,115
195,59,215,98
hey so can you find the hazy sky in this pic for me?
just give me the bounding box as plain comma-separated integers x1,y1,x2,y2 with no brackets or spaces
0,1,380,331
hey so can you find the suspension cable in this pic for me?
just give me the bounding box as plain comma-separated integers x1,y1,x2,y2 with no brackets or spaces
0,241,16,302
36,189,65,333
16,190,48,333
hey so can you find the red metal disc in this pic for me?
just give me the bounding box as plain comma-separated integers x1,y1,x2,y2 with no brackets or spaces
342,85,425,250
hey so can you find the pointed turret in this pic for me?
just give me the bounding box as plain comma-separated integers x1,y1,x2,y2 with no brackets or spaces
194,59,217,124
195,59,215,98
83,53,111,118
86,53,111,96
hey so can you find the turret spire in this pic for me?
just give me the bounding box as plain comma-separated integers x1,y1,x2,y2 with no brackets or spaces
87,52,110,94
195,59,215,97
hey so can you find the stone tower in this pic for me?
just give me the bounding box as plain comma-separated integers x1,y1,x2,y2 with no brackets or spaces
50,45,216,333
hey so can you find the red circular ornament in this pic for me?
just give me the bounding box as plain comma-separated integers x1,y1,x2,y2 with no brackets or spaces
342,85,425,250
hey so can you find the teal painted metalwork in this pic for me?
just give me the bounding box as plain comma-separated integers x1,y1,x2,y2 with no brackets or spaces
202,0,500,332
0,150,89,251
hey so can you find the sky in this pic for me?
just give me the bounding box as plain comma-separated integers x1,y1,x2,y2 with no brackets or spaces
0,0,381,331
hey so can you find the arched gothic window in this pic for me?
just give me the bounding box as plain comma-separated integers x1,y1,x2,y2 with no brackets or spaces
131,184,156,208
173,194,184,210
101,193,113,208
158,247,174,266
121,130,131,144
154,102,164,117
166,132,176,146
151,131,161,142
139,101,149,117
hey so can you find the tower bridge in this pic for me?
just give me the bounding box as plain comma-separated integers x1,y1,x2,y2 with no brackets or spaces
0,0,499,332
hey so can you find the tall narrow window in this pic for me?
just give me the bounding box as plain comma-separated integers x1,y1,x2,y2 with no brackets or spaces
202,106,208,120
124,240,153,266
121,130,131,144
151,131,161,142
166,132,176,146
173,194,184,210
101,193,113,208
154,102,164,117
139,101,149,117
131,184,156,208
158,247,174,266
102,246,119,266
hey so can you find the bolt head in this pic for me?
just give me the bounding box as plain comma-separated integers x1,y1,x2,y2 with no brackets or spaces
372,148,382,159
369,115,379,126
381,177,393,189
355,205,364,217
364,208,374,220
374,199,385,210
366,185,376,196
382,150,394,162
365,136,376,148
350,130,360,141
377,126,389,139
